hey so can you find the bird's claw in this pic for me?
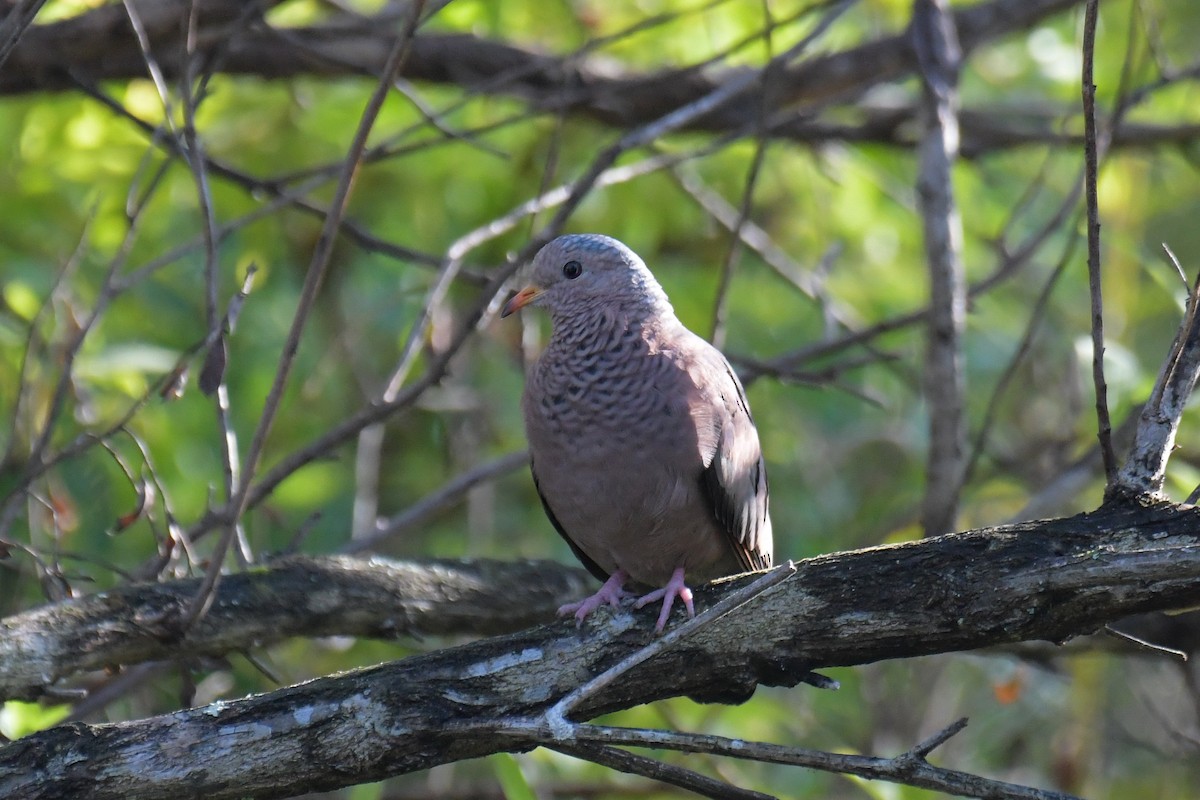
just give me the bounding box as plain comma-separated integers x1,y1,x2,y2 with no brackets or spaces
558,569,630,625
634,566,695,633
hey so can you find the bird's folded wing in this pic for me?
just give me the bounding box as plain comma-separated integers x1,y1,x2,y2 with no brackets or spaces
700,359,773,573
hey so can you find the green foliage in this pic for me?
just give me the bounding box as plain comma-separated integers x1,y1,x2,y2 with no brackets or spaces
0,700,70,740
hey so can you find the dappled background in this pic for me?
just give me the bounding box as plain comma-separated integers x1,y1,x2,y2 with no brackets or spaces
2,0,1199,797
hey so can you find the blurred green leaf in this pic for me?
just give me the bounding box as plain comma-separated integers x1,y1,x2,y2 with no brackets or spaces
490,753,537,800
0,701,70,740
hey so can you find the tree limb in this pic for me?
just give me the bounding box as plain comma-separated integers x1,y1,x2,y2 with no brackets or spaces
0,555,594,702
2,500,1199,799
914,0,967,537
0,0,1082,146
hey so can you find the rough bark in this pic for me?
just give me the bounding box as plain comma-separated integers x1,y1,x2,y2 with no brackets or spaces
0,556,593,702
2,499,1198,800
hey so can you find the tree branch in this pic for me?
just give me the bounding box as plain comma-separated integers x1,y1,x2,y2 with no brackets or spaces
914,0,966,537
561,719,1077,800
1081,0,1118,490
1112,256,1200,498
2,500,1199,799
0,0,1082,145
0,555,594,702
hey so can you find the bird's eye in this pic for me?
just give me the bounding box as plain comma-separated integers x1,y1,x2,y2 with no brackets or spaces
562,260,583,279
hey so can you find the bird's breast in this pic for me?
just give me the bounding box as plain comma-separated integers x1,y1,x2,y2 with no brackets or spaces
527,344,688,446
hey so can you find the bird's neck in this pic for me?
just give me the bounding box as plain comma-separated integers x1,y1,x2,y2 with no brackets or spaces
552,292,676,335
548,299,676,350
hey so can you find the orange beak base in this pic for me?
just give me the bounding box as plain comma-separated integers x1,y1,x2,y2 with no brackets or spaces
501,286,541,318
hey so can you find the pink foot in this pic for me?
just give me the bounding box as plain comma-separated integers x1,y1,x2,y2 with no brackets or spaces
558,569,631,625
634,566,695,633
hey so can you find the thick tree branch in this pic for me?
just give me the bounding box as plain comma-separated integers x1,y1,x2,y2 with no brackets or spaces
0,556,593,702
1,0,1082,145
2,500,1199,799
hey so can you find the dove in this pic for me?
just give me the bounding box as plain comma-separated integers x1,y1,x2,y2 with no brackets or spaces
502,234,772,632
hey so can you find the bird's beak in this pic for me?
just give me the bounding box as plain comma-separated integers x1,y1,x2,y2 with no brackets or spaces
501,285,542,317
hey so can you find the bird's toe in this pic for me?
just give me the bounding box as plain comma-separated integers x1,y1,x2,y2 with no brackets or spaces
558,569,630,625
634,566,695,633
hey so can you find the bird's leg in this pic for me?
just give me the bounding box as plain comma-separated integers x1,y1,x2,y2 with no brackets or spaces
633,566,695,633
558,569,632,625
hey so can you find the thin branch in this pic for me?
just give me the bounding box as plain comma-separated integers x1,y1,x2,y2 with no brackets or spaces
208,0,430,593
670,169,859,331
708,2,776,350
169,1,252,568
756,158,1084,393
0,0,49,72
913,0,966,537
905,717,970,759
1,212,94,472
1082,0,1118,488
563,719,1077,800
344,450,530,554
119,0,179,137
0,174,158,542
1103,624,1188,661
550,742,777,800
964,225,1079,486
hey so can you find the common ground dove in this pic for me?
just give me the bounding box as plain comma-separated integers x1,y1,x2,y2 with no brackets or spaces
502,234,773,632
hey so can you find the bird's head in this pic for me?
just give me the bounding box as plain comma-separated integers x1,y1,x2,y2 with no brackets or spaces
501,234,671,320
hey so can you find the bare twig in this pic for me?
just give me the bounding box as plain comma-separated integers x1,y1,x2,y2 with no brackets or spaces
901,717,969,761
708,2,776,350
1081,0,1118,489
559,718,1077,800
965,225,1080,486
182,2,432,625
344,450,530,554
1,213,94,472
0,0,49,72
550,742,777,800
119,0,179,136
1103,624,1188,661
1161,242,1190,293
0,180,157,542
670,169,859,331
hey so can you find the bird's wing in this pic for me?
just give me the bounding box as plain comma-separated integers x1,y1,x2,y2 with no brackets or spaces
696,352,773,573
531,457,611,583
